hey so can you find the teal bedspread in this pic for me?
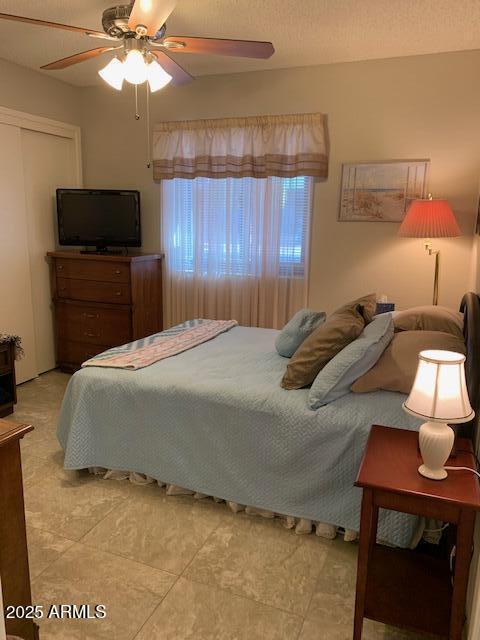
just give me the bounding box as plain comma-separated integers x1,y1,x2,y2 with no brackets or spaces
57,325,422,547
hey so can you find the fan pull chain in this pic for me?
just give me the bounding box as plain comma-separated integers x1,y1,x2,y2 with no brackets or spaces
146,82,151,169
132,83,151,169
134,84,140,120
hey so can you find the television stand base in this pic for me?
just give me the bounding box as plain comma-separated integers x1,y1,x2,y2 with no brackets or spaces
80,247,127,256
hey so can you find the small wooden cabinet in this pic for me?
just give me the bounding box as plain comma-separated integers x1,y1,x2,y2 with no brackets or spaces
0,342,17,417
47,251,163,371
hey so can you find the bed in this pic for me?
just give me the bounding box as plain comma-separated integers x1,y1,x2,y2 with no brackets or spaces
57,293,480,549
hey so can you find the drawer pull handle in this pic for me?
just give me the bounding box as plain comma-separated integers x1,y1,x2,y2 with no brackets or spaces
57,265,64,271
83,313,99,319
114,269,121,275
84,332,97,338
59,286,66,291
115,291,122,296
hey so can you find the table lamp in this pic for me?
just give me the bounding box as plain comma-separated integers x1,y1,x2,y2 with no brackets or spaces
403,350,474,480
398,196,460,305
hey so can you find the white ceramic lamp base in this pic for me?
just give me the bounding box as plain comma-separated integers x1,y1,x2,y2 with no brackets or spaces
418,421,454,480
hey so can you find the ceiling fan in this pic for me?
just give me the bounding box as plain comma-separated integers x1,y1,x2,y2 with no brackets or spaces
0,1,275,91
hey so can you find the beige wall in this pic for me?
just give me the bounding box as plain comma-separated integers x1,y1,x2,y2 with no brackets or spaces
0,57,82,125
79,49,480,314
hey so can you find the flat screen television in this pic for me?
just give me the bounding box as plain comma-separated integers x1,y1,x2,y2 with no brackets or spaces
57,188,141,252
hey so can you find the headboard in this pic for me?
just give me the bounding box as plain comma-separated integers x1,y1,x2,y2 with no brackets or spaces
458,292,480,444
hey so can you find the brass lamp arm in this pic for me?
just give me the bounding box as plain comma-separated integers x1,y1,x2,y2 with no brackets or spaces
424,240,439,305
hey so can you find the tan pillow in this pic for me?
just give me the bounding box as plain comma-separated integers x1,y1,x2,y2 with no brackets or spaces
394,305,464,338
351,330,466,394
334,293,377,324
281,302,366,390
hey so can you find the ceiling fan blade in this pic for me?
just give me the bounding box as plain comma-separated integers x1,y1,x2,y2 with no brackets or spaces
0,12,107,38
128,0,177,36
151,50,193,86
163,36,274,59
41,47,118,71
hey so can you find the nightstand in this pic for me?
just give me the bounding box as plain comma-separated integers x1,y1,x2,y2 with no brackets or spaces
353,424,480,640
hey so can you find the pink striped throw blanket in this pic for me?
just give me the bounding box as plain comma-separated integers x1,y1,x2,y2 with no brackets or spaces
83,319,238,370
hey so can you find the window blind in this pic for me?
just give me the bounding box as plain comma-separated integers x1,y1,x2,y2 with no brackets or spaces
162,175,313,278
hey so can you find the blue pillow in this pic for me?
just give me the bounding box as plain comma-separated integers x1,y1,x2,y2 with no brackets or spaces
308,312,394,409
275,309,326,358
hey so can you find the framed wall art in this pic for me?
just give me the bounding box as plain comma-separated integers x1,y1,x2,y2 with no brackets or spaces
338,159,430,222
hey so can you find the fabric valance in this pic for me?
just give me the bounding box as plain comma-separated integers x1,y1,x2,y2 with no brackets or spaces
153,113,328,180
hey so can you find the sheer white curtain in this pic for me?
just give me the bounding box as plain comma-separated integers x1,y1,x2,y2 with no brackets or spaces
161,176,313,329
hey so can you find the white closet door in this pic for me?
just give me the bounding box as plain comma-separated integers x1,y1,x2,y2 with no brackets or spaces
0,123,37,382
21,129,78,374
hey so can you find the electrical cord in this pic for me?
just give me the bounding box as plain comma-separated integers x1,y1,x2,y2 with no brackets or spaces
436,466,478,586
454,450,480,471
450,545,456,579
423,523,449,534
444,466,480,479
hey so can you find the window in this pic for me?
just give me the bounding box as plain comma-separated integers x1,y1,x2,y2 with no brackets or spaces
162,175,313,278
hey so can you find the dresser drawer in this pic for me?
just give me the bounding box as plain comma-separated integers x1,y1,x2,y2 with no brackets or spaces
56,303,131,347
55,259,130,283
57,340,107,366
57,278,131,304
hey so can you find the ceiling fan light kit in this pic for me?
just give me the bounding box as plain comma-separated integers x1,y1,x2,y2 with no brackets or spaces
97,34,173,92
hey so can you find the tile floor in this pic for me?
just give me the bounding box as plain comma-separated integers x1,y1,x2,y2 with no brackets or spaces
12,370,429,640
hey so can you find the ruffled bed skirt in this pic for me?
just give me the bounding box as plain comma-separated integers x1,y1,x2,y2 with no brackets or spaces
89,467,359,542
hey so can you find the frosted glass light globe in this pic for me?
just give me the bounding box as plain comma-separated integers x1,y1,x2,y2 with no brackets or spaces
124,50,147,85
98,58,125,90
147,60,172,92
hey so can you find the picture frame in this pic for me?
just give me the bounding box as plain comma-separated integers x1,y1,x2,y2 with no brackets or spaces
338,159,430,222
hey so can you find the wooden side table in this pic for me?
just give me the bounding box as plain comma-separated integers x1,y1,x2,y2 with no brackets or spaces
353,425,480,639
0,419,39,640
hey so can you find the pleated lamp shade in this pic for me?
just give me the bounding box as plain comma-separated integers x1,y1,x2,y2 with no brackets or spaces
398,199,461,238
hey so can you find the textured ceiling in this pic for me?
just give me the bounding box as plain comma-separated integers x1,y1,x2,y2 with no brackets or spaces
0,0,479,86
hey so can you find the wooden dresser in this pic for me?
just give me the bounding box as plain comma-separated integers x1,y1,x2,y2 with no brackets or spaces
47,251,162,372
